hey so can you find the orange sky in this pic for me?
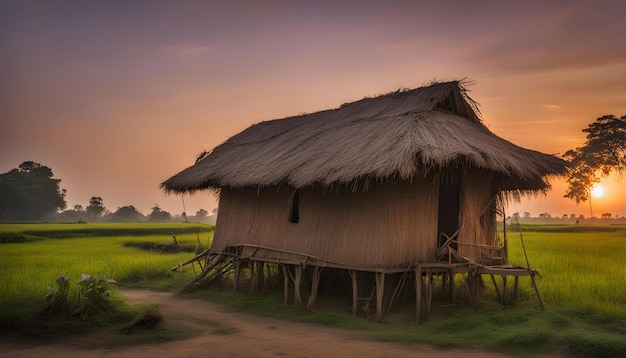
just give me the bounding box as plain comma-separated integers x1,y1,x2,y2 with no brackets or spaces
1,1,625,218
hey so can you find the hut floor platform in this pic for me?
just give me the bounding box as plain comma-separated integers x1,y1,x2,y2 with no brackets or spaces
174,247,544,322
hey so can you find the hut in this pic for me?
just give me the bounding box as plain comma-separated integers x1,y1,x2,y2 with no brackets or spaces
162,81,568,320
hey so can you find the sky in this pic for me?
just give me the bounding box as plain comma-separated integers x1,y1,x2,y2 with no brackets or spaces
1,0,625,218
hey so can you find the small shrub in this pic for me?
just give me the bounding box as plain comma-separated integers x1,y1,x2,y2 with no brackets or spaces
39,274,71,315
72,274,112,320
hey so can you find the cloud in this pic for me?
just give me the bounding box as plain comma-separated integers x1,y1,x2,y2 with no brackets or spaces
540,104,561,111
162,44,212,57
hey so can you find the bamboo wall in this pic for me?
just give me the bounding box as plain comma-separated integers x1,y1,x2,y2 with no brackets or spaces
213,178,439,269
457,168,498,261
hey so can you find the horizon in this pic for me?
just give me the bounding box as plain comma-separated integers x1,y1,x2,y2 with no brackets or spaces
2,1,625,218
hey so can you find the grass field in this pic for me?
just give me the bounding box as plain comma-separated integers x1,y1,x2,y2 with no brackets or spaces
0,222,213,335
0,222,624,357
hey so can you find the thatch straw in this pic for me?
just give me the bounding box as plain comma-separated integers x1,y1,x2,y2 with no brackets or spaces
161,81,568,193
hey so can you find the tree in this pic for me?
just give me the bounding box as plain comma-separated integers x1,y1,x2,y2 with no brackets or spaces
0,161,66,221
195,208,208,218
149,204,172,222
108,205,145,222
86,196,106,221
565,114,626,203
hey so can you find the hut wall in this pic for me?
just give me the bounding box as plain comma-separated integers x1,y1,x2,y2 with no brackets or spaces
212,178,439,269
457,169,498,261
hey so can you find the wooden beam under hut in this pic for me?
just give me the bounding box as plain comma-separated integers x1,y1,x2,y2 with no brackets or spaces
415,262,470,320
480,265,544,309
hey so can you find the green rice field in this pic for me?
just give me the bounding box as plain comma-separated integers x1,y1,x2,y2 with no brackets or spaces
0,222,624,357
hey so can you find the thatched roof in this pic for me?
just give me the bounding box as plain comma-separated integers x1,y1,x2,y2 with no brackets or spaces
162,81,568,193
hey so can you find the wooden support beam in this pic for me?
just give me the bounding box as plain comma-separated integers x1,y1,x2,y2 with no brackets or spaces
307,266,322,310
294,265,302,308
513,276,520,305
249,260,256,293
280,264,289,303
415,266,422,320
530,272,545,310
349,270,358,316
490,274,502,303
375,272,385,322
256,261,265,292
233,257,240,292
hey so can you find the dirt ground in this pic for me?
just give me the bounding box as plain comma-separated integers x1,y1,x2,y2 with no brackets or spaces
0,290,546,358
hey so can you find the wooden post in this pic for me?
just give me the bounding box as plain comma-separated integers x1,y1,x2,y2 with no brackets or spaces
501,275,507,305
513,276,520,305
349,270,358,316
415,266,422,320
530,271,545,310
450,268,455,311
249,260,256,293
375,272,385,322
280,264,289,303
294,265,302,308
256,261,265,292
424,268,433,316
490,274,502,303
233,257,240,292
307,266,321,310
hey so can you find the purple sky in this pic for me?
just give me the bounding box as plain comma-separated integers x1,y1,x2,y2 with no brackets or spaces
2,0,625,218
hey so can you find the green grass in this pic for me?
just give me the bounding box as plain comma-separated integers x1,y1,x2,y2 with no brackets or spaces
0,222,213,337
1,223,624,357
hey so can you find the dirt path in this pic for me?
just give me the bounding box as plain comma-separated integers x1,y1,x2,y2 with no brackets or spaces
1,290,526,357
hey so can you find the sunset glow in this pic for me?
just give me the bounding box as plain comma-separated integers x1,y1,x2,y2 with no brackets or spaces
591,185,605,198
1,1,625,218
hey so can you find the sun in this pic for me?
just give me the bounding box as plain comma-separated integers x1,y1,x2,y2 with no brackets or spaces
591,185,604,198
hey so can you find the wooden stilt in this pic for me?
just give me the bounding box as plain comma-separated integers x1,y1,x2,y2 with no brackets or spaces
249,260,256,293
501,275,507,305
294,265,302,308
513,276,520,305
450,269,456,311
233,257,240,292
375,272,385,321
490,274,502,303
306,266,322,310
257,261,265,292
349,270,358,316
415,266,422,320
425,269,433,315
530,271,544,310
280,264,289,303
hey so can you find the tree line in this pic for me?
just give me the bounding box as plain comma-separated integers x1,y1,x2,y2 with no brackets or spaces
0,161,216,223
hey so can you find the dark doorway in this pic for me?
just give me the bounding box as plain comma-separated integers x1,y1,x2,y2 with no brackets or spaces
437,184,460,248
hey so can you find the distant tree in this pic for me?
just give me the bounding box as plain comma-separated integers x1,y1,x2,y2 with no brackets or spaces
601,212,612,219
562,214,568,219
538,213,551,219
569,213,577,219
108,205,145,222
74,204,84,212
195,208,208,218
564,114,626,203
0,161,66,221
86,196,106,221
149,204,172,222
523,212,531,219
